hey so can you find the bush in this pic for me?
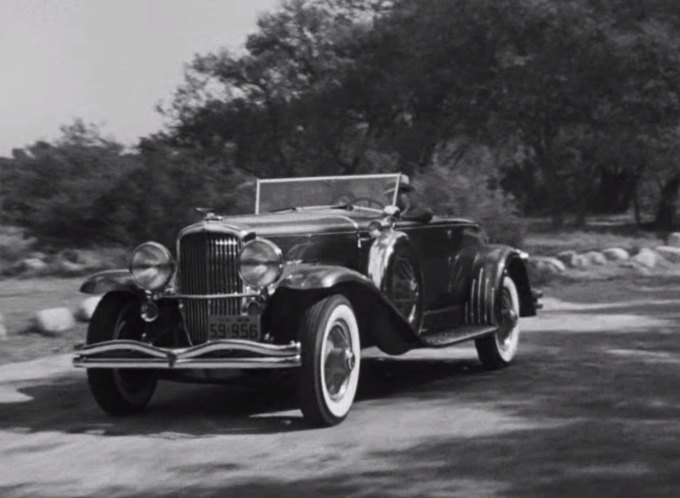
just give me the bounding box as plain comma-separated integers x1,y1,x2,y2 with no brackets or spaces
414,165,525,247
0,226,36,263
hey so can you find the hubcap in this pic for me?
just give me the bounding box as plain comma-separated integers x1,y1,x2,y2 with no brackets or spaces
324,321,354,402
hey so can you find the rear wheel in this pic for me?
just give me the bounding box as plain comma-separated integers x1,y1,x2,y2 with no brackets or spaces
475,276,520,370
297,295,361,426
86,293,158,415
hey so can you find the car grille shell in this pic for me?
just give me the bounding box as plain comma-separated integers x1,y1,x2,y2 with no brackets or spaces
178,232,243,343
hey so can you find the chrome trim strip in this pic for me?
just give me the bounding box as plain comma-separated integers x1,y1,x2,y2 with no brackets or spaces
75,340,172,359
258,173,400,184
178,222,252,240
255,179,261,214
180,339,299,359
73,339,301,369
160,292,259,300
73,357,300,369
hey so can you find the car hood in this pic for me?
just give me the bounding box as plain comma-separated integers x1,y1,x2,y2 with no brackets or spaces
184,208,381,238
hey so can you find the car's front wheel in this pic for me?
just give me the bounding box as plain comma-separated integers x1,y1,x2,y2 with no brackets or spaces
86,293,158,415
297,295,361,426
475,276,521,369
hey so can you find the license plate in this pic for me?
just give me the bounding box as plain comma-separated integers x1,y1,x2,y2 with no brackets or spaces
208,315,261,341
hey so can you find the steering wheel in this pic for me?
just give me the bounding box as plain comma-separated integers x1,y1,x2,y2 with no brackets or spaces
351,197,384,209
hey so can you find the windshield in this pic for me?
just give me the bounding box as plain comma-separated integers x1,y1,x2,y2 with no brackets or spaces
256,174,401,214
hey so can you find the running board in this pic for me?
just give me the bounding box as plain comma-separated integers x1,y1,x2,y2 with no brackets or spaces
418,326,496,348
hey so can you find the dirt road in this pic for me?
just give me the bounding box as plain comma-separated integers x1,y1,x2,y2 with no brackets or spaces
2,278,680,497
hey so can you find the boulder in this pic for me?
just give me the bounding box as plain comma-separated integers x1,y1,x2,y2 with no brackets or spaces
0,311,6,341
654,246,680,264
571,254,590,269
667,233,680,248
584,251,607,266
631,248,661,268
530,256,566,273
31,308,75,335
74,296,102,322
602,248,629,262
556,250,578,267
52,259,87,276
14,258,47,275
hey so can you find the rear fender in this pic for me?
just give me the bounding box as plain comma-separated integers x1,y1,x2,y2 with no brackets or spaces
80,269,141,295
465,245,536,326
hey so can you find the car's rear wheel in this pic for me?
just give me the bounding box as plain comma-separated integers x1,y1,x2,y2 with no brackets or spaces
475,276,520,369
86,293,158,415
297,295,361,426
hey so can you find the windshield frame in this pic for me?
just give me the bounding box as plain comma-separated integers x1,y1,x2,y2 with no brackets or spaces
255,173,401,214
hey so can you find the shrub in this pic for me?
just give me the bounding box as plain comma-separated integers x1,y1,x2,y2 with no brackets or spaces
414,165,525,247
0,226,36,263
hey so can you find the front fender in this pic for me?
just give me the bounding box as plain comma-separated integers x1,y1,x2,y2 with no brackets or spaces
275,263,374,291
80,269,140,295
273,262,419,355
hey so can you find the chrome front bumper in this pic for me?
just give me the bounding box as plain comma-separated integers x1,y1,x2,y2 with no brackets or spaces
73,339,301,369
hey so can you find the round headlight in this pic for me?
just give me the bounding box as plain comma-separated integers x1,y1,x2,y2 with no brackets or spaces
129,242,174,291
238,239,283,288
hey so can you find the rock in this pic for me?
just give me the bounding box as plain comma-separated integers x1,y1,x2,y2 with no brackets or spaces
655,246,680,264
668,233,680,248
52,259,87,276
31,308,75,335
602,248,629,261
14,258,47,275
556,250,578,267
0,311,6,341
530,256,566,273
631,248,660,268
74,296,102,322
584,251,607,266
571,254,590,269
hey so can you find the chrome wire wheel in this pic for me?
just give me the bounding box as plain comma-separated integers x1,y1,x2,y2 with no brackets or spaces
496,285,519,353
298,295,361,426
322,320,356,403
388,255,421,326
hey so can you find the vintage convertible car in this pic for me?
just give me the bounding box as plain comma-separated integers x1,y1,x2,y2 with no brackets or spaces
75,173,540,426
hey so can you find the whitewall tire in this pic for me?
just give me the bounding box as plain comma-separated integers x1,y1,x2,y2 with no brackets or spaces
475,276,521,369
298,295,361,426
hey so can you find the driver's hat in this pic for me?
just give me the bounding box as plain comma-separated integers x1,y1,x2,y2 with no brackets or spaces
384,174,415,197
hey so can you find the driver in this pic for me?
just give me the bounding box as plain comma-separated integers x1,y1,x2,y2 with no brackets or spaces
387,175,433,223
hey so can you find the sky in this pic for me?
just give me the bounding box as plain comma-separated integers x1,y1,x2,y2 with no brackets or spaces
0,0,280,155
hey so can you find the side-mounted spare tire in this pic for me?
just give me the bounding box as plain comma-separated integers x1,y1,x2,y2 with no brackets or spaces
382,242,423,331
297,294,361,426
475,275,521,369
86,292,158,415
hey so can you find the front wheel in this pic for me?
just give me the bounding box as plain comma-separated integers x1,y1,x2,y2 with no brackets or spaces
475,276,520,370
86,293,158,415
297,295,361,426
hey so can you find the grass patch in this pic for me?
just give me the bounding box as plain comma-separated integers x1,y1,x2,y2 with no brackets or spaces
0,278,88,364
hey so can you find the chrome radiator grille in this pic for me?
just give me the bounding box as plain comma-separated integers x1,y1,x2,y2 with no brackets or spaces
178,232,243,343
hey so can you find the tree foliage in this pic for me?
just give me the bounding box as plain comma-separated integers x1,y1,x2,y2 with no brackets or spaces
4,0,680,248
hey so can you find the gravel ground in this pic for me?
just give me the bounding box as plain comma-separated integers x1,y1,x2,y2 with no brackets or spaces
1,277,680,497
